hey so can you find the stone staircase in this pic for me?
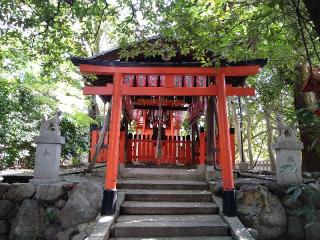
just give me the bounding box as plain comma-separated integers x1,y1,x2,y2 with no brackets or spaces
109,168,232,240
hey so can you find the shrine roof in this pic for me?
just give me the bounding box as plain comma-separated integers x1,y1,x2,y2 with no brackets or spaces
71,44,267,103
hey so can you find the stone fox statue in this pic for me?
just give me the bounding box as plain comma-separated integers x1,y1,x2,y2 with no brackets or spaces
275,113,295,139
40,111,62,135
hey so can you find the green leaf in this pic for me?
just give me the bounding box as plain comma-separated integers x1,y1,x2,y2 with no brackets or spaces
291,205,312,216
290,187,302,202
286,185,299,194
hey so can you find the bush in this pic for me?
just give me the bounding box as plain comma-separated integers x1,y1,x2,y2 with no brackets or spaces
0,79,53,169
60,113,96,166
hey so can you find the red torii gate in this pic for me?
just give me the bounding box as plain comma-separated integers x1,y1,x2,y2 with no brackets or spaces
76,62,262,217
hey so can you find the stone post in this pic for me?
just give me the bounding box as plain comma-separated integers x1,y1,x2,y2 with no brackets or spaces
272,114,303,186
30,112,65,185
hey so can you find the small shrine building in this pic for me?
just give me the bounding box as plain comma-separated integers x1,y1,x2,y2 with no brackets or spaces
71,46,267,217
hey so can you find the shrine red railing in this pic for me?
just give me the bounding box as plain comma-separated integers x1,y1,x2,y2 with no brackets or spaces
127,135,194,165
89,128,236,167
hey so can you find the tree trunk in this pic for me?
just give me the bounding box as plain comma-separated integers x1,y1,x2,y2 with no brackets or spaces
86,102,112,173
230,98,246,163
294,79,320,172
206,97,214,166
264,109,276,172
303,0,320,38
244,99,254,168
88,95,100,120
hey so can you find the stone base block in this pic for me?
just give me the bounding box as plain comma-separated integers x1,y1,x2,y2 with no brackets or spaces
222,189,237,217
29,178,60,186
101,189,117,216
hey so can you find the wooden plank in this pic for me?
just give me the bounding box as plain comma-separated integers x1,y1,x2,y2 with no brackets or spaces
86,102,112,173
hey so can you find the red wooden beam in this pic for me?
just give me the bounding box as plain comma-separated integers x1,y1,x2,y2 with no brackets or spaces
79,64,260,76
83,84,113,95
82,85,255,96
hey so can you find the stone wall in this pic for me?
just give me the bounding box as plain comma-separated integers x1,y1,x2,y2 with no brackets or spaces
0,181,103,240
211,179,320,240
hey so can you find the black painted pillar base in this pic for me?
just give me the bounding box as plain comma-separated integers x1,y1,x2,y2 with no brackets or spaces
101,189,117,215
222,189,237,217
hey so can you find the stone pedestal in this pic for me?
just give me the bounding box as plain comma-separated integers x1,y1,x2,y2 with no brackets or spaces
238,162,249,173
29,112,65,185
30,134,65,185
272,138,303,186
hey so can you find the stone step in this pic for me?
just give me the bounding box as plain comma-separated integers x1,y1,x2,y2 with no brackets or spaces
120,201,219,215
121,168,205,181
123,189,212,202
112,221,229,238
117,179,208,190
116,214,225,223
110,237,233,240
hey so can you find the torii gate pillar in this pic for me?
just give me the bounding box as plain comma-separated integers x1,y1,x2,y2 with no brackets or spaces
216,72,237,216
101,73,123,215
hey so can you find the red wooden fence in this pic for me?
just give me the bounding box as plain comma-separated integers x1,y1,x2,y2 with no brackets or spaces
127,135,194,165
89,128,235,167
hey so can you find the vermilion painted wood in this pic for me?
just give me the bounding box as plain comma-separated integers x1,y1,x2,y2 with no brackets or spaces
172,137,176,164
83,85,255,96
127,139,132,163
105,73,123,189
89,130,108,163
138,136,142,163
83,84,113,95
152,140,157,163
79,64,260,76
230,132,236,167
199,132,206,165
186,139,191,165
126,137,194,165
181,137,186,164
90,130,98,161
100,132,109,163
177,137,182,164
215,134,235,167
168,139,172,164
142,137,146,162
132,137,136,162
216,73,234,190
119,131,125,164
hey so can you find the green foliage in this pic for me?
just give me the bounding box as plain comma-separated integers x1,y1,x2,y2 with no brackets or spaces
0,76,54,169
46,208,58,222
286,184,320,227
0,0,113,169
181,116,191,136
60,113,96,165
